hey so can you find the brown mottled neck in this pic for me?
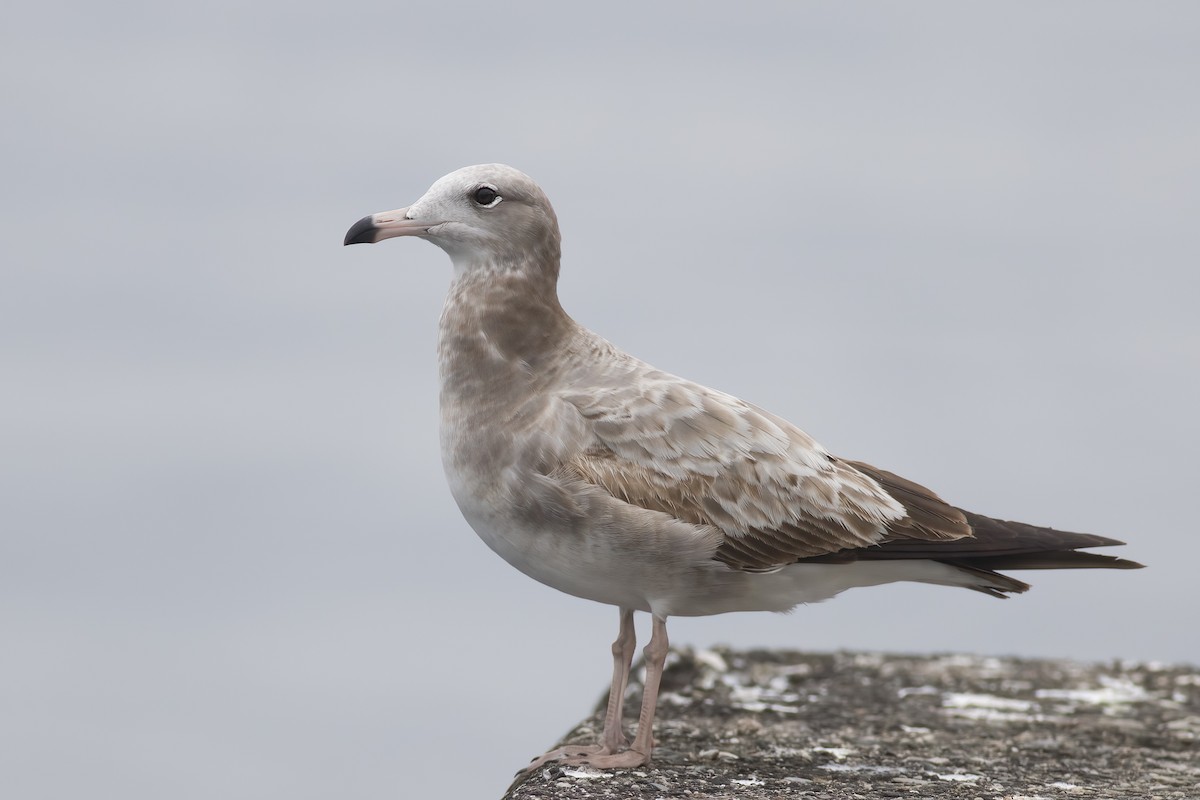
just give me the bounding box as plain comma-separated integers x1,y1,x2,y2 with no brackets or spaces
438,258,578,399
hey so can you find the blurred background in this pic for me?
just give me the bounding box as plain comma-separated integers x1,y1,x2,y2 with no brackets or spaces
3,2,1197,798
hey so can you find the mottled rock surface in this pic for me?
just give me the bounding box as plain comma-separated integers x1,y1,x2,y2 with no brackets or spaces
505,649,1199,799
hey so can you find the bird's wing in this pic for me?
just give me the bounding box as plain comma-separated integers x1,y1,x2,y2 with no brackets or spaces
560,365,971,571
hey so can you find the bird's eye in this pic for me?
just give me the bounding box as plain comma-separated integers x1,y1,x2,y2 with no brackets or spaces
472,186,500,206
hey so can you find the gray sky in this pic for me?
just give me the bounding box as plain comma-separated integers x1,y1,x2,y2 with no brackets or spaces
3,2,1198,798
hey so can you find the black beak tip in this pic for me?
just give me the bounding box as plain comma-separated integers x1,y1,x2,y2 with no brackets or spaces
344,215,378,246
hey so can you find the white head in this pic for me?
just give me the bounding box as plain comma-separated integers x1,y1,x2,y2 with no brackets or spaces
344,164,561,274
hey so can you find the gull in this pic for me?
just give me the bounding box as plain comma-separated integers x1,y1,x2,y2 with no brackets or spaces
344,164,1142,771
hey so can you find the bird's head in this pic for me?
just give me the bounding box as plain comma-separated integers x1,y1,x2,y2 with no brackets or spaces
344,164,561,274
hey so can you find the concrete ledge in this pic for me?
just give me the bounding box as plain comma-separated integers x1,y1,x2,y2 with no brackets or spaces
505,649,1199,799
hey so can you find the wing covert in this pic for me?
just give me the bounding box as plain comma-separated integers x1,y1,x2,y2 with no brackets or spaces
560,365,967,570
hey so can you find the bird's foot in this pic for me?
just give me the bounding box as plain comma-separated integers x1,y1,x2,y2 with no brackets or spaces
517,743,610,776
515,743,651,782
559,747,651,769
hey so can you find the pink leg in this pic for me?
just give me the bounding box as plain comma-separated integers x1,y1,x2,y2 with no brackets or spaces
563,614,669,769
518,608,637,773
600,607,636,751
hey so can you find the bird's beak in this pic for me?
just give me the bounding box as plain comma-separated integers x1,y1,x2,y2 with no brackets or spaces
343,207,436,245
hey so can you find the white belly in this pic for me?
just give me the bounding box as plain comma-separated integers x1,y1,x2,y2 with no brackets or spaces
445,471,658,611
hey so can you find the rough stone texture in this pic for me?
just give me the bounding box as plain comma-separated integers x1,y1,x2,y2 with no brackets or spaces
504,649,1199,799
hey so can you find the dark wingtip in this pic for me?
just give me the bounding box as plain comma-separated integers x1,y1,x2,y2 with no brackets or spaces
1103,556,1146,570
343,215,377,246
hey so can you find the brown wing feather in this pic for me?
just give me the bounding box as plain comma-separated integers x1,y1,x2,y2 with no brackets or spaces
564,446,878,570
834,461,1141,568
561,358,1139,574
816,509,1144,567
843,460,971,541
561,362,960,572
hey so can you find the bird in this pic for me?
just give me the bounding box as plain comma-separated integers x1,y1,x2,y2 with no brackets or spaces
343,164,1142,772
